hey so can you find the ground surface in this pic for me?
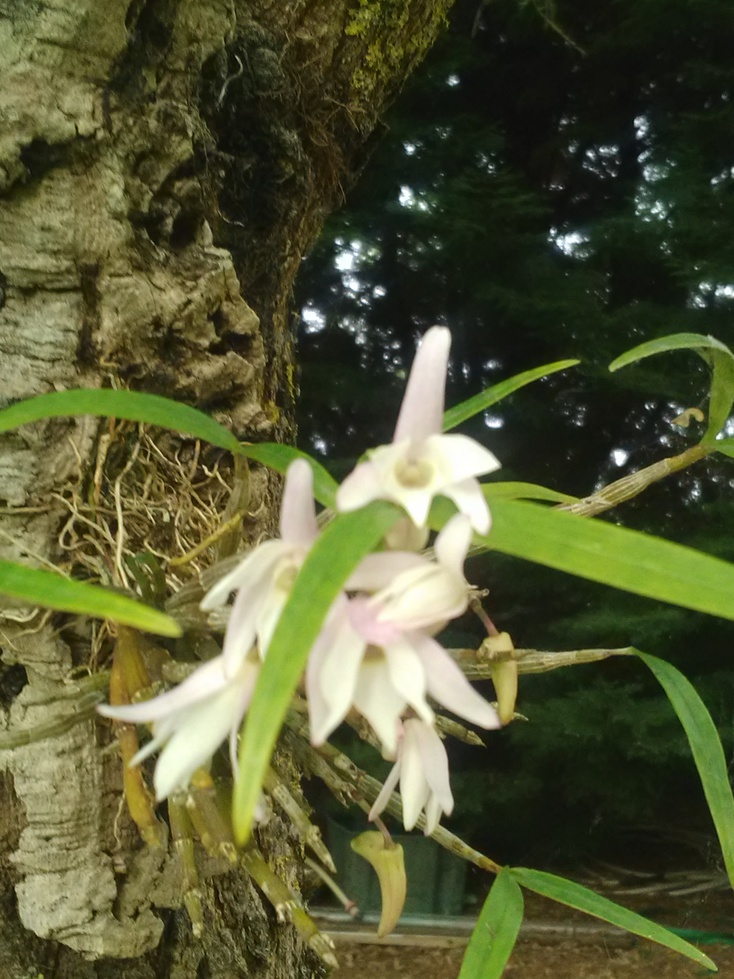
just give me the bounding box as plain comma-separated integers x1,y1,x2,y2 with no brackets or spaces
322,887,734,977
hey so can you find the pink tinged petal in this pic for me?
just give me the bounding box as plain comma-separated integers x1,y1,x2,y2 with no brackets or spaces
279,459,319,547
348,596,403,647
428,433,501,483
442,478,493,536
352,658,406,756
336,459,384,513
346,551,426,592
410,719,454,816
416,636,501,729
98,656,230,725
200,539,285,610
394,326,451,443
434,514,472,577
368,758,402,823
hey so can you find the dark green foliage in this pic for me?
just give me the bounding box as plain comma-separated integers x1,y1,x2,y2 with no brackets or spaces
295,0,734,860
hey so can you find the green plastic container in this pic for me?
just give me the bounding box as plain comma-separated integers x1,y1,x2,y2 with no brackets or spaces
327,818,467,916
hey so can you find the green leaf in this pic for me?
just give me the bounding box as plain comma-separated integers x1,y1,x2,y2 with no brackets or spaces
609,332,734,439
0,560,181,637
442,359,579,431
459,868,524,979
483,481,577,504
482,499,734,623
233,501,401,844
510,869,716,971
0,388,339,507
0,388,241,451
713,437,734,459
637,651,734,889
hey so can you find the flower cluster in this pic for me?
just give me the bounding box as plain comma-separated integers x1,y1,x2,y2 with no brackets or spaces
100,326,502,834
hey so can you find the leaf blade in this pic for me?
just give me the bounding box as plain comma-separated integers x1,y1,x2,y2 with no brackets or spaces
510,868,716,971
483,499,734,623
0,560,181,637
442,359,579,431
483,481,577,504
637,651,734,888
458,868,524,979
233,502,401,843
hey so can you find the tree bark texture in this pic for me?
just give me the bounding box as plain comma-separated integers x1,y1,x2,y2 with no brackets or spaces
0,1,453,976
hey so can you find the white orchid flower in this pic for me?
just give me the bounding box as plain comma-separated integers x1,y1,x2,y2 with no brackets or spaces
369,718,454,835
336,326,501,533
98,651,259,801
200,458,319,675
306,517,499,755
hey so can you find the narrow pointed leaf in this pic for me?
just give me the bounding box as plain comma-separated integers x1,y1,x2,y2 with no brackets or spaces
0,388,338,506
714,437,734,459
233,501,401,844
482,499,734,623
609,332,734,438
637,651,734,888
0,388,242,451
510,868,716,971
483,481,577,504
0,560,181,637
442,359,579,431
459,868,524,979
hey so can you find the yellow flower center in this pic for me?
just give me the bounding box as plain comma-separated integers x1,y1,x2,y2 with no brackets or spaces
395,457,433,489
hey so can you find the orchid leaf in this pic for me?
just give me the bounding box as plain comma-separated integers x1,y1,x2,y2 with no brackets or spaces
482,499,734,623
609,332,734,439
459,868,524,979
510,868,716,970
637,651,734,888
442,359,579,431
483,481,577,504
233,501,401,844
0,560,181,637
0,388,338,506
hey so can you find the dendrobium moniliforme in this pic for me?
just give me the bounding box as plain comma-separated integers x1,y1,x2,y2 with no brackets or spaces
100,327,503,836
370,718,455,835
98,652,259,801
336,326,501,533
200,458,319,675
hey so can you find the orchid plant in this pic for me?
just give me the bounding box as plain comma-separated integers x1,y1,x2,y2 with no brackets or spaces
2,328,734,975
101,327,502,824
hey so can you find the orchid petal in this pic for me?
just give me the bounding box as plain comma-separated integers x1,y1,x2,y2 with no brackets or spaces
352,658,406,756
394,327,451,442
416,635,501,729
368,758,402,823
279,459,319,546
433,514,472,577
153,682,244,800
411,719,454,814
346,551,425,592
399,725,431,830
373,564,468,631
428,432,501,483
442,478,493,535
307,608,366,744
335,459,384,513
98,656,229,724
383,639,433,724
200,540,285,610
221,576,270,673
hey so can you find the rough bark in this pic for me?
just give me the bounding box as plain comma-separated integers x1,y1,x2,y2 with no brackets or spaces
0,1,453,975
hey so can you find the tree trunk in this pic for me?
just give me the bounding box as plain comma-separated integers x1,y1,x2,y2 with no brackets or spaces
0,1,453,976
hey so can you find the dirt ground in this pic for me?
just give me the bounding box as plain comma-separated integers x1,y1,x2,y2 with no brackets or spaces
322,888,734,977
331,939,734,978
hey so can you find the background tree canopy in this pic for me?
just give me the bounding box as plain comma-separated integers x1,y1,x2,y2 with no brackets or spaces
295,0,734,864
